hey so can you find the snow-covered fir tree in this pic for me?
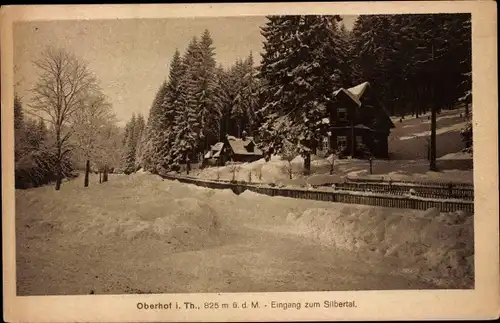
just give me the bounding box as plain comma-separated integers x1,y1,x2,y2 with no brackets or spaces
258,15,349,173
196,30,220,153
141,81,169,172
133,114,146,170
169,37,202,171
122,114,138,174
156,49,186,171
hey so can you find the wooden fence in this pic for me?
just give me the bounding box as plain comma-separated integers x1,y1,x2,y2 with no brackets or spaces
327,182,474,200
161,173,474,213
345,176,474,189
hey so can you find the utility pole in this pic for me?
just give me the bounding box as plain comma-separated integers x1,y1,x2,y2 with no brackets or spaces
430,43,437,171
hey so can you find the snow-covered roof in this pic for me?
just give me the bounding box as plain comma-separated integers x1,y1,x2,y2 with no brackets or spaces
334,81,395,129
347,82,370,99
204,142,224,159
226,135,263,156
333,88,362,107
212,142,224,151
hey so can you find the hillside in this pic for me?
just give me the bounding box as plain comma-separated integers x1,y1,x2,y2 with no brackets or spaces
389,109,469,160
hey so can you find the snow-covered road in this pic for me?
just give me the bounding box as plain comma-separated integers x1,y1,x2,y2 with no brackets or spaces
15,173,473,295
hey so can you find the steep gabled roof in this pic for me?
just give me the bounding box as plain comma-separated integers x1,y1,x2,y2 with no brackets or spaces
347,82,370,99
333,88,362,107
334,82,395,129
226,135,263,156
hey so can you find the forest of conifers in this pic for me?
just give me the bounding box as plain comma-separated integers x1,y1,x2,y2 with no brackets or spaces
14,14,472,188
121,14,471,174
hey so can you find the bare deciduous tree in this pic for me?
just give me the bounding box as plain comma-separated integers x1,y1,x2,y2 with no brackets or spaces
28,47,100,190
72,92,116,186
281,139,298,180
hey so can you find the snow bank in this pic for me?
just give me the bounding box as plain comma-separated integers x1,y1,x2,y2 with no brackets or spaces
400,122,467,140
438,152,473,160
286,206,473,288
51,184,223,252
306,174,344,186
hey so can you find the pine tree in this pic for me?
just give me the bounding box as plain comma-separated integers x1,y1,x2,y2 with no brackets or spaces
151,49,187,172
243,52,259,135
170,38,202,172
231,58,246,137
196,30,220,153
258,15,348,173
141,81,169,172
134,114,146,170
122,114,137,174
214,64,230,141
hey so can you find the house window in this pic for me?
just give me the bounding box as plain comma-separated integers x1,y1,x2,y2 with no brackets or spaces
322,137,329,151
338,107,348,121
356,135,363,148
337,136,347,151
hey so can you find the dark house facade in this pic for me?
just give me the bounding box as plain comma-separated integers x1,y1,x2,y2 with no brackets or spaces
322,82,395,159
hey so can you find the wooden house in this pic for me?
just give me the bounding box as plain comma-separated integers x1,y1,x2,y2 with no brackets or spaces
220,132,263,164
203,142,225,166
321,82,395,158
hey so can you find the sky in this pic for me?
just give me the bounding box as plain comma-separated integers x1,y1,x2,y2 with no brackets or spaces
14,16,358,125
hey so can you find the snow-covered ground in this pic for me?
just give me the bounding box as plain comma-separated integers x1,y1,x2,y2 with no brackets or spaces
389,109,469,160
191,155,473,185
191,108,472,185
399,122,467,141
16,173,473,295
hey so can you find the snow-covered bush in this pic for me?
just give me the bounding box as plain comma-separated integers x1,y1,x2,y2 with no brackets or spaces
227,163,240,182
280,139,298,179
253,168,263,181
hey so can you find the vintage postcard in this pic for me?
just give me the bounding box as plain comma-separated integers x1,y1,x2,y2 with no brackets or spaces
2,1,499,322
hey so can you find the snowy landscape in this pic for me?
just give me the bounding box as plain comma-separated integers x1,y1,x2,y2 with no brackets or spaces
13,14,474,295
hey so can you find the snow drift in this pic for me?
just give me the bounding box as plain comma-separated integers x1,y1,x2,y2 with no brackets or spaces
286,205,473,288
17,173,474,292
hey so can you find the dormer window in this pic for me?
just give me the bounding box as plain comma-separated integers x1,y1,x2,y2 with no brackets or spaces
338,107,347,121
245,141,255,152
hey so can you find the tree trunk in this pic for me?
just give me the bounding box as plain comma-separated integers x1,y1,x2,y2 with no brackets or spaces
55,135,62,191
430,104,437,171
369,159,373,174
304,153,311,175
55,169,62,191
84,159,90,187
186,153,191,175
99,172,102,183
103,165,108,182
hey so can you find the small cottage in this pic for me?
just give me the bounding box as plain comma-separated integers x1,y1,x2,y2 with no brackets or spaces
221,132,263,164
203,142,225,166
